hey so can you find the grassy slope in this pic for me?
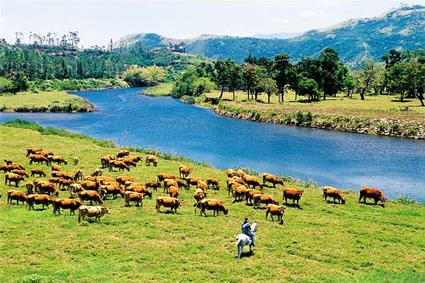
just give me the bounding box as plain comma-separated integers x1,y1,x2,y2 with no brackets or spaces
0,125,424,282
140,83,174,97
0,91,93,112
205,90,425,121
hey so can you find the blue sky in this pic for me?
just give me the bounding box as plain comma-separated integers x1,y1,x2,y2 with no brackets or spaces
1,0,424,47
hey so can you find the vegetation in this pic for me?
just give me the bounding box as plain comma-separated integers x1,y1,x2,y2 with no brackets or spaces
0,123,424,282
140,83,174,97
0,91,94,112
122,65,166,87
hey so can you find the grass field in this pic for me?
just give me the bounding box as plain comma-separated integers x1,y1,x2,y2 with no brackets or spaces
0,91,94,112
0,124,424,282
140,83,174,97
205,90,425,121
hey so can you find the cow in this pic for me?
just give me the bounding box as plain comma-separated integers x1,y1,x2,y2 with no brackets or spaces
96,176,115,185
175,179,189,190
122,156,141,167
53,198,84,215
26,181,34,194
27,194,52,210
7,190,27,205
253,194,279,208
52,171,73,180
36,181,59,197
196,180,208,192
7,163,25,171
169,186,179,198
186,177,203,189
179,165,192,179
243,175,263,190
78,206,109,223
262,173,284,188
116,176,135,186
78,190,103,205
51,164,61,172
11,169,28,177
232,184,249,202
5,173,24,187
117,150,130,158
69,183,83,194
100,183,124,199
0,164,9,173
101,154,115,168
359,187,386,207
226,177,245,195
48,155,68,165
29,154,49,166
196,199,228,217
73,170,83,181
193,188,206,205
164,179,178,193
109,160,130,172
58,179,73,190
79,181,98,191
157,173,175,183
282,189,304,207
124,191,144,207
237,169,247,178
73,157,80,165
91,168,103,177
245,189,263,205
323,187,346,204
145,181,161,192
156,197,181,213
26,148,43,157
145,155,158,166
225,169,238,178
30,169,46,177
126,184,152,199
266,204,285,224
207,178,220,190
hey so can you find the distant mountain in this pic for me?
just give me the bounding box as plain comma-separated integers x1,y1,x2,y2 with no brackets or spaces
252,32,301,39
116,5,425,65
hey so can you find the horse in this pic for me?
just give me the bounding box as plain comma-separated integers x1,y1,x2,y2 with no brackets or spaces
235,223,257,259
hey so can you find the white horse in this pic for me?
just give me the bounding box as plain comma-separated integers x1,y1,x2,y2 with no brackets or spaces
235,223,257,259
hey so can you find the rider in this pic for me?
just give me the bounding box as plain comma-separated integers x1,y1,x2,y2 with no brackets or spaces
241,218,255,246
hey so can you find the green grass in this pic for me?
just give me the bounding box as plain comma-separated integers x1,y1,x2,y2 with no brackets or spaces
204,90,425,121
140,83,174,97
0,124,424,282
0,90,94,112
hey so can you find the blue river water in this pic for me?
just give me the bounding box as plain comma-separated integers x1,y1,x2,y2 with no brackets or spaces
1,87,424,201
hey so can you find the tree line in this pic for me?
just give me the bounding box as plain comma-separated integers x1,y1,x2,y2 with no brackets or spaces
172,48,425,106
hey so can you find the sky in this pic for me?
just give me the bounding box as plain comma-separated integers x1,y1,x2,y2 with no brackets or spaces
1,0,425,47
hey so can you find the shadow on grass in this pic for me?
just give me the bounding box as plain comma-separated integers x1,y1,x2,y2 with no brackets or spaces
283,203,303,210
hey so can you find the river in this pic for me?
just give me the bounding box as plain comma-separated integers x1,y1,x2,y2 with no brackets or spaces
1,87,424,201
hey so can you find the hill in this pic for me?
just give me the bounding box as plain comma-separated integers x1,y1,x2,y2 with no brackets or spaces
117,5,425,65
0,121,424,281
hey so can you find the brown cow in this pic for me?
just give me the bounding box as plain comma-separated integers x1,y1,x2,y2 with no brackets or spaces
237,169,246,178
51,164,61,172
225,169,238,178
157,173,175,183
79,181,98,191
36,181,59,196
323,187,346,204
179,165,192,179
193,188,206,205
124,191,144,207
117,150,130,158
156,197,181,213
26,181,34,194
169,186,179,198
196,199,228,217
30,169,46,177
207,178,220,190
145,155,158,166
73,170,83,181
122,156,141,167
11,169,28,177
7,190,27,205
266,204,285,224
49,155,68,165
109,160,130,172
245,189,263,205
100,183,124,199
243,175,263,190
145,181,161,192
253,194,279,208
58,179,73,190
116,176,135,186
163,179,178,193
232,184,249,202
78,205,109,223
359,187,386,207
175,178,189,190
282,189,304,207
78,190,103,205
7,163,25,171
91,168,103,177
101,154,115,168
0,164,9,173
196,180,208,192
52,198,84,215
27,194,52,210
29,154,49,165
52,171,73,180
126,184,153,199
262,173,284,188
186,177,203,188
5,173,24,187
226,177,245,195
26,148,43,156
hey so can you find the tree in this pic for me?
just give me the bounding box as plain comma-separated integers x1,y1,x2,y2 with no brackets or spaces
242,63,262,100
355,60,383,100
122,65,166,87
319,48,343,100
213,59,240,100
298,77,319,101
0,77,14,93
273,54,292,102
259,77,277,103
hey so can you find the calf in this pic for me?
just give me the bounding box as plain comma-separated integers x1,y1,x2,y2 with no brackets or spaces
359,187,386,207
78,205,109,223
124,191,144,207
27,194,52,210
266,204,285,224
156,197,181,213
323,187,346,204
197,199,228,217
283,189,304,207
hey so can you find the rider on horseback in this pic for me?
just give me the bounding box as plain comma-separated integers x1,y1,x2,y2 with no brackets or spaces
241,218,255,246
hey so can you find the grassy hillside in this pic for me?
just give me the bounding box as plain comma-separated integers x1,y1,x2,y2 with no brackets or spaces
0,124,424,282
0,91,94,112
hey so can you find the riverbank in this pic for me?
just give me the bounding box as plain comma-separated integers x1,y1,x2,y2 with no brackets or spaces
0,90,95,112
30,78,129,92
0,121,424,282
140,84,425,140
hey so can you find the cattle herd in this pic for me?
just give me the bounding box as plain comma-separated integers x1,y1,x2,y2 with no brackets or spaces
0,148,387,225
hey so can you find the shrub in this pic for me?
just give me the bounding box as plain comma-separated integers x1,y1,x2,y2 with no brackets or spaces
180,95,195,104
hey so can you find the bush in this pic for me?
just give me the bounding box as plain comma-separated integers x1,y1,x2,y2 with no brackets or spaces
180,95,195,104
